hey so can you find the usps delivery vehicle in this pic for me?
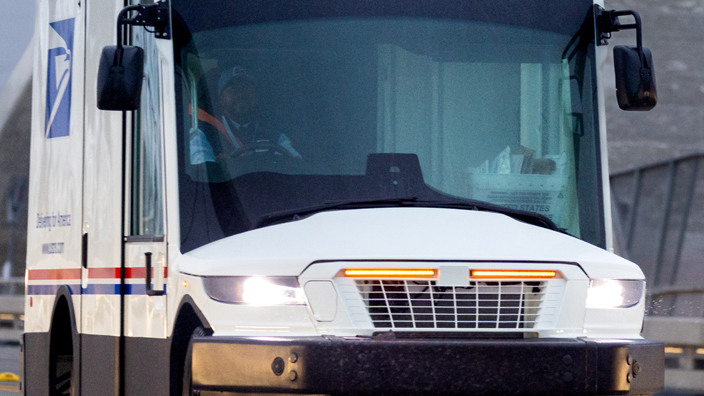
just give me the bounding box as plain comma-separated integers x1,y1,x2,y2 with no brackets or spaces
23,0,663,395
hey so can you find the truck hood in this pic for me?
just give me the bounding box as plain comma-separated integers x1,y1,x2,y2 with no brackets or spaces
177,207,642,279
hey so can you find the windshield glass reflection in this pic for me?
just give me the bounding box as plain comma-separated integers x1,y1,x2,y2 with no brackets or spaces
172,0,602,252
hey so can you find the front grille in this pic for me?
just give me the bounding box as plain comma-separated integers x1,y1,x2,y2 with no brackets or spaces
355,279,546,329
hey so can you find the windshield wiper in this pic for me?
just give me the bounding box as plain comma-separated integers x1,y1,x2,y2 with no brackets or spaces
255,197,562,233
413,200,562,233
255,197,421,228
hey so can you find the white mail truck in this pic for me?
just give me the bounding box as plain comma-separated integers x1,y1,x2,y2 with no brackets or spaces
23,0,663,395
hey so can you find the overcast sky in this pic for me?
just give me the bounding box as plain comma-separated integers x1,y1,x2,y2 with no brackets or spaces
0,1,36,91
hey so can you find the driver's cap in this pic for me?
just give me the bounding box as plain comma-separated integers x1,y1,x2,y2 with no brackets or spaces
218,66,256,95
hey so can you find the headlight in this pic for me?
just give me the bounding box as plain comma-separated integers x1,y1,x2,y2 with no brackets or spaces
203,276,306,305
585,279,644,308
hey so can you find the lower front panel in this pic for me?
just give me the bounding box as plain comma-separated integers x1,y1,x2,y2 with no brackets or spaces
124,335,170,396
23,332,50,396
81,334,119,396
81,334,170,396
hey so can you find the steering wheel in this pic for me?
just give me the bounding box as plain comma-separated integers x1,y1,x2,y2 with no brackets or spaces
229,141,296,159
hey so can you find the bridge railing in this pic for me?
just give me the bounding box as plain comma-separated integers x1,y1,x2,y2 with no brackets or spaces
0,278,24,343
611,152,704,393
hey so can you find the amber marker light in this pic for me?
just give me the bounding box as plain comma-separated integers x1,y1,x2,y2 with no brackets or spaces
471,270,557,279
665,347,684,354
344,269,437,278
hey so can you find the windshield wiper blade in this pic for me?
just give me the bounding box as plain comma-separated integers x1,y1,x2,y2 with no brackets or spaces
255,197,420,228
255,196,562,233
410,200,562,233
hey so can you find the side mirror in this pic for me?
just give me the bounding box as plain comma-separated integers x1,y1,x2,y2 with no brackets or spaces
96,45,144,111
614,45,657,111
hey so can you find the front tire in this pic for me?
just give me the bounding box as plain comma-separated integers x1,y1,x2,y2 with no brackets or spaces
182,326,208,396
51,354,73,395
49,328,73,396
49,300,74,396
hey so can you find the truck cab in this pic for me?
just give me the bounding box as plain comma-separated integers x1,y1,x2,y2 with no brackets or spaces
24,0,663,395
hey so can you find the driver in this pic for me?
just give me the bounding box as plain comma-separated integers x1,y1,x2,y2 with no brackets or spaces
190,66,302,165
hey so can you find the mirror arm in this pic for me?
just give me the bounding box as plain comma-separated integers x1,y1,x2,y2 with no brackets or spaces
115,0,171,49
596,6,652,91
116,5,141,51
597,9,644,61
103,1,171,109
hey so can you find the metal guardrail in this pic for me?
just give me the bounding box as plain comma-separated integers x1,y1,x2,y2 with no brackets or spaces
0,278,24,343
0,384,19,393
0,279,23,392
611,153,704,393
0,278,23,296
611,153,704,310
643,317,704,394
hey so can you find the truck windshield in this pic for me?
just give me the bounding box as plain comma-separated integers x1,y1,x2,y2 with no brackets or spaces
172,0,604,253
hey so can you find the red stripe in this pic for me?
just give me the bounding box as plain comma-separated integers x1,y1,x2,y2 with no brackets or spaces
30,267,168,280
88,267,168,279
125,267,168,279
27,269,82,280
87,267,121,279
125,267,145,279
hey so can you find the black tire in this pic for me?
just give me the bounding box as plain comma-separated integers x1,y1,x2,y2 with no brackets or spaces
182,326,208,396
49,346,73,395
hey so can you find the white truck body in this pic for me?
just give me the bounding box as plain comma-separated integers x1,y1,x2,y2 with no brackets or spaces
23,0,664,395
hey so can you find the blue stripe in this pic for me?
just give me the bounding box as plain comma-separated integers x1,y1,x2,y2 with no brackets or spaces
126,284,146,295
27,284,166,296
82,284,121,295
124,284,167,295
26,284,81,295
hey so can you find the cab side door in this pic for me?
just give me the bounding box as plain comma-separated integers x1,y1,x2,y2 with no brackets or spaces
123,23,170,395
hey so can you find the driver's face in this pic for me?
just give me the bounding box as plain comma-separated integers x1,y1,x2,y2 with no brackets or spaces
221,80,258,123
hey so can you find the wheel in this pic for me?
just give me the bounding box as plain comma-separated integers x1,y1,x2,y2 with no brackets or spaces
52,354,73,395
49,337,73,396
222,140,306,179
49,303,74,396
230,141,296,159
182,326,208,396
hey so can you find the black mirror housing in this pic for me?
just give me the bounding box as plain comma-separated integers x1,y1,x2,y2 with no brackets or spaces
97,45,145,111
613,45,657,111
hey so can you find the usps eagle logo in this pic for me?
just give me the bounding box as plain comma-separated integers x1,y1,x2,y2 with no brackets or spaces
45,18,75,139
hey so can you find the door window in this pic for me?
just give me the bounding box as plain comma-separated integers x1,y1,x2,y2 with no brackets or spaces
132,26,164,237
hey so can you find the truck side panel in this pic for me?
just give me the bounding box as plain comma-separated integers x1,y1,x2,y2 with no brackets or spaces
25,0,85,393
79,0,128,395
26,0,85,335
81,0,125,340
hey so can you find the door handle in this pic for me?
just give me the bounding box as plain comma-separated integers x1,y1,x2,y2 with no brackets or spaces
145,252,165,296
82,233,88,269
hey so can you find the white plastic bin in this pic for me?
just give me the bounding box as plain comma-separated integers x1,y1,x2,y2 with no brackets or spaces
468,172,569,224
